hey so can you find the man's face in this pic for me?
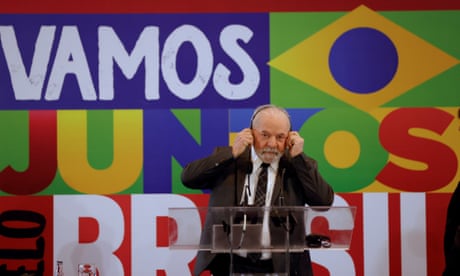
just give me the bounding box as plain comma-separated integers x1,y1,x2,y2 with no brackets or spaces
252,111,290,164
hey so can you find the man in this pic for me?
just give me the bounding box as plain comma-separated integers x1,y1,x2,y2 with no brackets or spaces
181,104,334,275
443,181,460,276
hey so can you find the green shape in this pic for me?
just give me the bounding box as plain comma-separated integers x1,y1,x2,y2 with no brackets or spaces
381,10,460,107
385,66,460,107
37,170,143,195
270,12,345,58
38,171,78,195
87,110,114,169
172,157,202,194
270,69,351,108
302,108,388,192
0,111,29,172
122,171,144,194
383,10,460,58
172,109,201,143
0,111,32,196
170,109,205,194
270,12,354,108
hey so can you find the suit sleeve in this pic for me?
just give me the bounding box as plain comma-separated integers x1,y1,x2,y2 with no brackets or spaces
181,146,234,190
290,153,334,206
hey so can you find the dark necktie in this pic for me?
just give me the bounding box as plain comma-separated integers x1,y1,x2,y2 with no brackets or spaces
248,163,269,262
254,163,269,207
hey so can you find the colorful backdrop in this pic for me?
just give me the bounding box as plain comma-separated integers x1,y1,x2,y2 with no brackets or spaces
1,1,459,275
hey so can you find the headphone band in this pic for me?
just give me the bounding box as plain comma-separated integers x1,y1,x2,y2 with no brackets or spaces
249,104,292,130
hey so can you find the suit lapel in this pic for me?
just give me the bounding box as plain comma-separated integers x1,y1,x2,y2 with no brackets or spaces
272,169,283,206
272,155,289,206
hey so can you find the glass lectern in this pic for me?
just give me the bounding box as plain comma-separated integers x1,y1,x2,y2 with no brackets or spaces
168,206,356,275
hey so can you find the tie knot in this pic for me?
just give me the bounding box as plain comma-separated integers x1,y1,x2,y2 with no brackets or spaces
261,163,270,169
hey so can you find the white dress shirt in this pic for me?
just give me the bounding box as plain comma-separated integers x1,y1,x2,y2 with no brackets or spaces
241,147,280,259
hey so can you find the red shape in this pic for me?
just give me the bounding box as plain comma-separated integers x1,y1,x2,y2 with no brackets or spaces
0,111,57,195
78,217,100,243
2,0,460,13
156,216,177,247
377,108,457,191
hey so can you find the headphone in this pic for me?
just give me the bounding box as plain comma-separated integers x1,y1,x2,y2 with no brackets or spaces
249,104,292,131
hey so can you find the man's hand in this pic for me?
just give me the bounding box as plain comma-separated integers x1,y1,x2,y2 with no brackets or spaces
232,128,253,157
287,131,304,157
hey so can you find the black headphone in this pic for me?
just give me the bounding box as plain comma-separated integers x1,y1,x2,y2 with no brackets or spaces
249,104,292,131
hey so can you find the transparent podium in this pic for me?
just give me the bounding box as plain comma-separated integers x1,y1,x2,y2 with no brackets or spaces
168,206,356,275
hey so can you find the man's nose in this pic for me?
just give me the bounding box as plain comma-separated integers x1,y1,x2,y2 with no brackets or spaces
267,135,277,146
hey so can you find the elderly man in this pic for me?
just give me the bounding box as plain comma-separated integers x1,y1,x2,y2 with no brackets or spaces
181,104,334,276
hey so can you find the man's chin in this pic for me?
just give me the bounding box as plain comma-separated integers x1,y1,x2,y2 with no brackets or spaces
261,152,280,163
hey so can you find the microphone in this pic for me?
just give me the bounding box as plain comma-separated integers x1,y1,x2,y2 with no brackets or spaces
246,149,253,197
239,162,253,205
237,150,252,249
246,161,253,197
239,150,253,206
246,161,253,174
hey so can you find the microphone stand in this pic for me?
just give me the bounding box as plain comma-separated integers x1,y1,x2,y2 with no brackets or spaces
237,164,252,249
231,160,252,274
279,166,291,275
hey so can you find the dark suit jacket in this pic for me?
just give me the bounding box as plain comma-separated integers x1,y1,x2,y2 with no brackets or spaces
443,182,460,276
181,147,334,276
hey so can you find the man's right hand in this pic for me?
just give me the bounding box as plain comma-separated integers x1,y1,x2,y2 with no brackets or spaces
232,128,253,158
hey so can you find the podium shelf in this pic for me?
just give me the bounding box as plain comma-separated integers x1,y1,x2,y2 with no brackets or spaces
168,206,356,252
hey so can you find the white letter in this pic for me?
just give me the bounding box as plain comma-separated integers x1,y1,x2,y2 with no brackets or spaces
99,26,159,100
310,195,356,275
213,25,259,100
364,193,390,276
162,25,212,100
45,26,96,101
54,195,125,276
132,194,199,275
401,193,427,276
0,26,55,100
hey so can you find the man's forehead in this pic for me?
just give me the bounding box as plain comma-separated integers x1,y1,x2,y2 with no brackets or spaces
256,127,289,136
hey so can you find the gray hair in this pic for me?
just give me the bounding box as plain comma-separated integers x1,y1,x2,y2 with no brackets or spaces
249,104,291,130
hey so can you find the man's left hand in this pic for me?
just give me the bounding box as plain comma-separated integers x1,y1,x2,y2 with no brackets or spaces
287,131,304,157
